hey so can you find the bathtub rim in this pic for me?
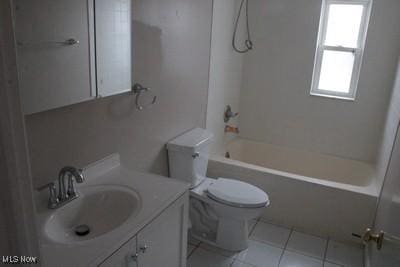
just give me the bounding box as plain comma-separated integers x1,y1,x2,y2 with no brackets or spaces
210,154,380,197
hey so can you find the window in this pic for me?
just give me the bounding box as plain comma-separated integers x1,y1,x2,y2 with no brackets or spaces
311,0,372,100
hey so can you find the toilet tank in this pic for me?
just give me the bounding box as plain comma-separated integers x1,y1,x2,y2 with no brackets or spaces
167,128,214,188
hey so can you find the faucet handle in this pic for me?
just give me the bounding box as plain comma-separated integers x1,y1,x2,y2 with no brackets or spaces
76,168,84,183
224,105,239,123
47,183,59,209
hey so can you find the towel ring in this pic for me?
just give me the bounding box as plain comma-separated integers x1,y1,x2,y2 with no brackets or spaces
132,83,157,110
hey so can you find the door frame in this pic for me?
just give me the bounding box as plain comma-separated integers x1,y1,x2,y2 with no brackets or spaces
0,0,41,264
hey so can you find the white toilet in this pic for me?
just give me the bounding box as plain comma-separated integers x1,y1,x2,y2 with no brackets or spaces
167,128,269,251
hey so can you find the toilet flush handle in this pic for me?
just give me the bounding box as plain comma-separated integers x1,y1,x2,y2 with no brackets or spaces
192,152,200,158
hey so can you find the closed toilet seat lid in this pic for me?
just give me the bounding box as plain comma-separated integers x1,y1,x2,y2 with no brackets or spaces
206,178,269,208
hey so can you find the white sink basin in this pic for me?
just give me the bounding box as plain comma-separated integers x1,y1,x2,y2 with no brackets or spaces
43,185,141,244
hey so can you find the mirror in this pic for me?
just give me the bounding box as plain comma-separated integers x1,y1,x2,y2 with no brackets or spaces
14,0,133,114
95,0,132,97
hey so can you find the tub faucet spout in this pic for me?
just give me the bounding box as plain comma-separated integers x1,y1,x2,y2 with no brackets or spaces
225,125,239,134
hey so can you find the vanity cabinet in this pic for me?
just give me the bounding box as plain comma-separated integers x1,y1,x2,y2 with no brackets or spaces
100,192,189,267
100,236,137,267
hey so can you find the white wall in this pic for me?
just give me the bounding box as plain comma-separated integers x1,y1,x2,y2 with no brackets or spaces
238,0,400,162
206,0,243,154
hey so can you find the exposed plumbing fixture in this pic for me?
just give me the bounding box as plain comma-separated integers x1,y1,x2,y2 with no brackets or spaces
224,105,239,123
225,152,231,158
47,166,85,209
225,125,239,134
232,0,253,53
362,228,384,250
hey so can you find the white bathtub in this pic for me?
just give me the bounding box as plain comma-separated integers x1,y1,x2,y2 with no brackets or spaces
207,138,379,243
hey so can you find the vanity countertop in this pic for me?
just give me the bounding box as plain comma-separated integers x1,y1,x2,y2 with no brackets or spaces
35,154,190,267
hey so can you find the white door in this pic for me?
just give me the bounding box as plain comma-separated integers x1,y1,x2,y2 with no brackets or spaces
368,121,400,266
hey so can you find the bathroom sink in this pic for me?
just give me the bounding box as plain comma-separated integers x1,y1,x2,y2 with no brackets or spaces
43,185,141,244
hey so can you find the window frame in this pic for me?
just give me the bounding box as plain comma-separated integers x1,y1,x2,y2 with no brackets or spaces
310,0,372,101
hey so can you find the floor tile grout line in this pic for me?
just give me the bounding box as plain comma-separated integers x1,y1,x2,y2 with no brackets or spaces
189,224,358,267
193,243,255,267
291,228,329,241
258,218,290,230
248,219,293,250
193,220,280,267
280,230,328,263
284,247,326,262
323,259,345,267
277,227,294,266
257,220,329,248
189,219,300,266
197,242,241,262
230,258,257,267
201,244,238,258
248,237,289,250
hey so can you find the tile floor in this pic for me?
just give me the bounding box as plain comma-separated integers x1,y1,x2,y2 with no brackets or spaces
187,219,364,267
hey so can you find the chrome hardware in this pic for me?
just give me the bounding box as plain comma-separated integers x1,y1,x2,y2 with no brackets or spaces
130,253,139,261
17,38,80,48
64,38,80,45
139,244,149,253
132,83,157,110
58,166,84,201
47,166,84,209
363,228,384,250
225,125,239,134
47,183,59,209
224,105,239,123
192,152,200,158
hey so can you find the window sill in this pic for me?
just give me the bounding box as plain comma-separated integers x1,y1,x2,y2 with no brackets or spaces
310,92,356,101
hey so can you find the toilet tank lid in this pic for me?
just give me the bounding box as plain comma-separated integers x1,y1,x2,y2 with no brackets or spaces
207,178,269,208
167,128,214,153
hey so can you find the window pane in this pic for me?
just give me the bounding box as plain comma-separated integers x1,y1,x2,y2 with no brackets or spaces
324,4,364,48
318,50,355,93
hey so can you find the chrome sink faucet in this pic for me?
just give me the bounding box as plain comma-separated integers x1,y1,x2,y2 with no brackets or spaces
47,166,84,209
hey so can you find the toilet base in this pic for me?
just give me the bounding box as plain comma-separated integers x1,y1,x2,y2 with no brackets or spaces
216,218,249,251
189,218,249,252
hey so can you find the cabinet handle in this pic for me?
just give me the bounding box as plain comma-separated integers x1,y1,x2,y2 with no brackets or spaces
130,253,139,261
139,244,149,253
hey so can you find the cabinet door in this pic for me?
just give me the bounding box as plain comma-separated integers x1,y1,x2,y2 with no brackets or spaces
137,192,189,267
14,0,95,114
100,236,138,267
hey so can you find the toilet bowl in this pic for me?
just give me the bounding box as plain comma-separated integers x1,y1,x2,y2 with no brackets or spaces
167,128,270,251
190,177,268,250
